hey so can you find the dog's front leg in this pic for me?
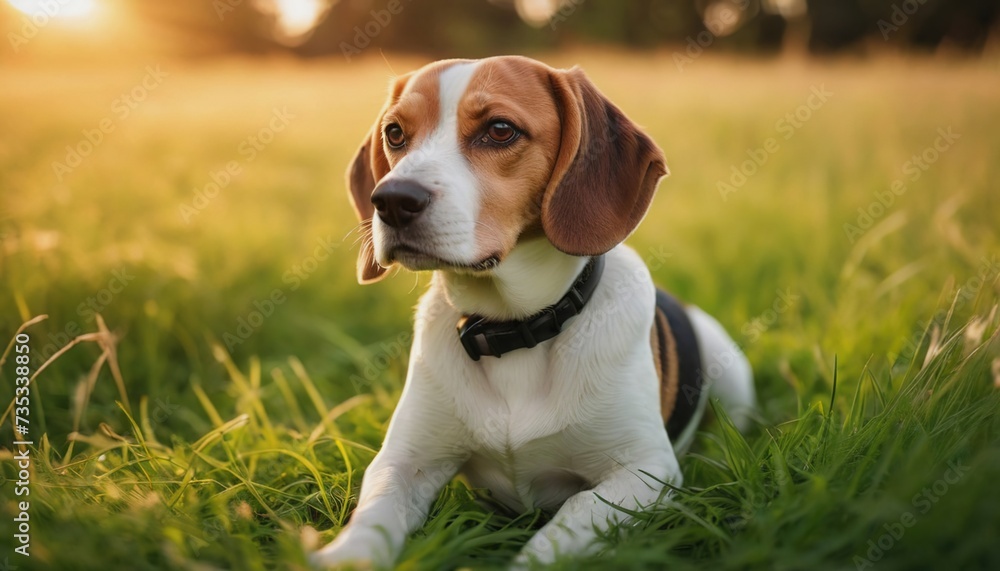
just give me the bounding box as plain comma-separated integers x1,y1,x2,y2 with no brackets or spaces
310,452,461,568
310,363,468,568
511,453,681,569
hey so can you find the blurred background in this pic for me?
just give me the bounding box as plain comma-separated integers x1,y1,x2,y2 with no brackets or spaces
2,1,1000,569
2,0,998,61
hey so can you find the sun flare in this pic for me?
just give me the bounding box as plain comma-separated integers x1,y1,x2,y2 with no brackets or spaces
254,0,330,44
7,0,95,19
273,0,325,37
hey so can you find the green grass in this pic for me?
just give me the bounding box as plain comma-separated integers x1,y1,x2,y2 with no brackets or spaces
1,52,999,570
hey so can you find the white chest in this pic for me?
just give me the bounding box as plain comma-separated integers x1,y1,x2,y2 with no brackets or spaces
411,245,666,511
446,336,650,512
456,340,573,454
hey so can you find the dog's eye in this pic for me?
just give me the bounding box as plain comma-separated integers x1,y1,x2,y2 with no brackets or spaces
484,121,518,145
385,124,406,149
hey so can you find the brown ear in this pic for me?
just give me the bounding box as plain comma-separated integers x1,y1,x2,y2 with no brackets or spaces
347,73,414,284
542,67,668,256
347,127,391,284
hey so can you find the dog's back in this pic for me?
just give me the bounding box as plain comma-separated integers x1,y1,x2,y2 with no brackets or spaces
651,289,755,453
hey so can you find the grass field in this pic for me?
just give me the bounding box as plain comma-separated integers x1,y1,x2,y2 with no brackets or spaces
1,52,999,570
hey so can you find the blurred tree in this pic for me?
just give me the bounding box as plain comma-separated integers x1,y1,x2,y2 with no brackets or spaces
756,12,788,52
861,0,1000,52
806,0,868,53
298,0,534,59
124,0,279,56
292,0,997,58
8,0,991,61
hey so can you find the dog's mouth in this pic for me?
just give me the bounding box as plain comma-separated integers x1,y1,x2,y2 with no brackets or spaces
390,245,501,273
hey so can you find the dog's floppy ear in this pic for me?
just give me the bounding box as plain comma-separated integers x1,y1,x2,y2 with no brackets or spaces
347,125,391,284
542,67,668,256
348,74,415,284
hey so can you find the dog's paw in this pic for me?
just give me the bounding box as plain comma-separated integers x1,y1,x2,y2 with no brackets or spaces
508,535,556,570
308,544,374,570
308,528,392,570
507,554,532,571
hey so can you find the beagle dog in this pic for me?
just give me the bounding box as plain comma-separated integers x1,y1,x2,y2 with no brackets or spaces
311,55,756,569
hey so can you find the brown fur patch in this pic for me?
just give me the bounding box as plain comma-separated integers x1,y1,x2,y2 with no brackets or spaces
542,68,667,256
654,306,681,425
459,57,564,261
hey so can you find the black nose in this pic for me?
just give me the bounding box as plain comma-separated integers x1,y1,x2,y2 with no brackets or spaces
371,180,431,228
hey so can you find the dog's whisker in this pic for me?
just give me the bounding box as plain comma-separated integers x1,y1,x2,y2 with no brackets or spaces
351,233,370,248
347,220,376,250
343,221,371,244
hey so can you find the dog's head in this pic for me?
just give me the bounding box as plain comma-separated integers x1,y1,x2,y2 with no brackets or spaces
347,56,667,284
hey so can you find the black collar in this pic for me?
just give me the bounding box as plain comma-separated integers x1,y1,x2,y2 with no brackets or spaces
456,256,606,361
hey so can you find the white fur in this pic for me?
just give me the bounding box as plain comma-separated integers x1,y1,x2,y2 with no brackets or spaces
442,237,589,320
372,62,482,269
689,306,757,432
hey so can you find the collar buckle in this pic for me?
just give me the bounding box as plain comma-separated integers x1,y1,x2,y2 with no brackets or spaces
456,256,606,361
457,315,488,361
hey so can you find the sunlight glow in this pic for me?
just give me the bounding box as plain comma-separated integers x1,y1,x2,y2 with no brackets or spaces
762,0,807,18
702,0,747,37
7,0,95,19
515,0,558,28
255,0,331,45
